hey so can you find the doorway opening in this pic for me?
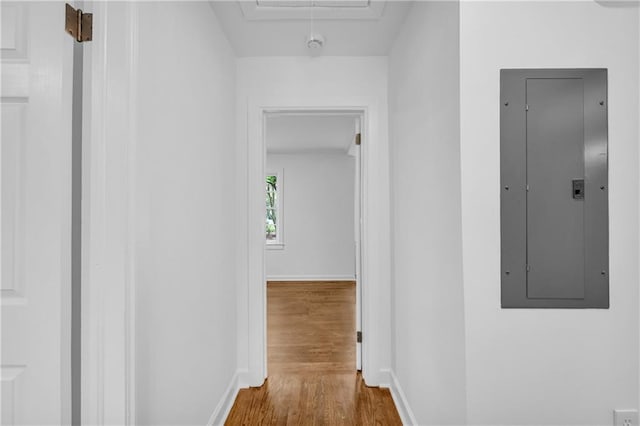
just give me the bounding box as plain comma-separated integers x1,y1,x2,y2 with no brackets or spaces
263,111,363,375
225,106,402,424
244,98,391,391
234,98,398,422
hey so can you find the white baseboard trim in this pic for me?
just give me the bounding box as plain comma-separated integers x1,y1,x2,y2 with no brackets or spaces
207,370,240,426
236,368,263,389
388,370,418,426
266,274,356,282
378,368,393,388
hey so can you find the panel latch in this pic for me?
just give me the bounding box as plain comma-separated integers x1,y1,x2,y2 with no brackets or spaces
572,179,585,200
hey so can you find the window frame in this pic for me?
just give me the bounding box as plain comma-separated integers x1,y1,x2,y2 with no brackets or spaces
265,169,284,249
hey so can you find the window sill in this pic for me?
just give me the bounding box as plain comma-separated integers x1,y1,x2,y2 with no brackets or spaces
266,243,285,250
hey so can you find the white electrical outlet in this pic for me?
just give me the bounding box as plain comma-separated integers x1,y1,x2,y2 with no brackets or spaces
614,409,639,426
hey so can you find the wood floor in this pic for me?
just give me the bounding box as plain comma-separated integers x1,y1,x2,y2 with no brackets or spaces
267,281,356,374
225,281,402,425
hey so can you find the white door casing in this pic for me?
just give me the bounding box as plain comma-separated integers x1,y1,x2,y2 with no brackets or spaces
80,2,137,424
1,2,73,425
244,98,392,387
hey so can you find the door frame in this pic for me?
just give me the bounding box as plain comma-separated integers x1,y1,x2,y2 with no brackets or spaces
262,109,364,371
80,2,138,424
243,96,392,387
350,118,363,371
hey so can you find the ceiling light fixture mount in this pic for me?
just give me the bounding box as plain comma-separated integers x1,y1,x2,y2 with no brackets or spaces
306,34,325,49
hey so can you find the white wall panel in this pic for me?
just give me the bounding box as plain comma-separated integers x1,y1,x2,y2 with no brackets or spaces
460,2,639,424
266,153,355,280
134,3,237,424
388,2,466,424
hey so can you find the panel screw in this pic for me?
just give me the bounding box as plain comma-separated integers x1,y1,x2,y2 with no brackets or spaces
504,101,509,106
600,186,606,190
505,271,510,275
601,270,607,276
505,186,509,190
599,101,604,106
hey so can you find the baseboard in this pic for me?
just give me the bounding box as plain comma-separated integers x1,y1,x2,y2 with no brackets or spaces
266,274,355,282
236,368,262,389
378,368,392,388
207,370,240,426
388,370,418,426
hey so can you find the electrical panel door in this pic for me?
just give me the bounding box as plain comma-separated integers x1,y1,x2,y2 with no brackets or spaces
500,69,608,308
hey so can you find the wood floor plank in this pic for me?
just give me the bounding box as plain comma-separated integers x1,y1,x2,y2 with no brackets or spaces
225,281,402,425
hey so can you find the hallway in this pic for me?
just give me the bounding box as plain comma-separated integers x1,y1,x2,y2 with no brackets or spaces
3,2,639,424
225,282,401,425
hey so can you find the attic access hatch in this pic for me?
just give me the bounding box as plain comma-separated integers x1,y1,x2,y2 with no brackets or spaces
257,0,370,7
240,0,386,20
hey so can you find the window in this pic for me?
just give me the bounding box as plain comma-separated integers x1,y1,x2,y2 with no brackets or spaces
266,170,284,248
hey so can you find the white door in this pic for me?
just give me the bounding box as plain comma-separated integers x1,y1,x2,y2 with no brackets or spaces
1,2,72,424
354,128,362,371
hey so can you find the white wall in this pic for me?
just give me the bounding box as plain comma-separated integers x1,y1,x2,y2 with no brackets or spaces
134,3,237,424
236,56,391,385
460,2,639,424
266,153,355,280
388,2,467,425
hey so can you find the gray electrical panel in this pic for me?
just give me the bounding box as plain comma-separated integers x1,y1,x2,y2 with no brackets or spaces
500,69,609,308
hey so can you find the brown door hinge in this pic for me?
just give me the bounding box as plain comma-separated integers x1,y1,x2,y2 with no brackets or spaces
356,331,362,343
355,133,361,146
65,4,93,43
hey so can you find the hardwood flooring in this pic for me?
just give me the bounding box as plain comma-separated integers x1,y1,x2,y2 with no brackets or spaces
267,281,356,374
224,371,401,426
225,281,402,426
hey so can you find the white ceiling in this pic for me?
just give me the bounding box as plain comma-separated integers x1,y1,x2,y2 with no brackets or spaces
209,1,412,56
266,114,359,154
